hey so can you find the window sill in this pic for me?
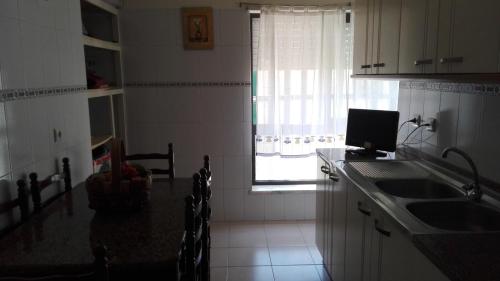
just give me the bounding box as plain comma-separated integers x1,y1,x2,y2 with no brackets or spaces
250,184,317,194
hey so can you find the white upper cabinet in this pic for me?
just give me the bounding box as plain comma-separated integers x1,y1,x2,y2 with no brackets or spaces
352,0,371,74
373,0,402,74
438,0,500,73
398,0,439,73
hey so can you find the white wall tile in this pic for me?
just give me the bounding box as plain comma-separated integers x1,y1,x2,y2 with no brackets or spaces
244,192,265,220
265,193,284,220
304,193,316,220
54,0,70,31
223,122,244,156
0,103,10,177
224,188,244,221
284,193,305,220
210,186,224,221
28,96,52,163
5,100,33,171
397,87,411,143
437,92,459,149
219,9,246,46
68,0,83,34
456,93,483,159
0,18,25,89
20,22,44,88
0,0,19,19
223,156,244,189
57,30,73,85
476,94,500,183
40,27,60,87
422,90,440,146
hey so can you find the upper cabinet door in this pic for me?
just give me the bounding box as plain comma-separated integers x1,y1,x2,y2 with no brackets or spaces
374,0,402,74
438,0,500,73
398,0,428,73
353,0,371,74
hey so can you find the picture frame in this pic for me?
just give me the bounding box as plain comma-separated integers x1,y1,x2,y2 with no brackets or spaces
182,7,214,50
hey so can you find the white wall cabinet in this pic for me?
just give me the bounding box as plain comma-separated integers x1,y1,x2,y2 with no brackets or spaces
437,0,500,73
354,0,500,75
352,0,401,74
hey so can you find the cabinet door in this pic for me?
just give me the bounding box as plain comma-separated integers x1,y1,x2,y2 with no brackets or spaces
413,248,450,281
377,216,416,281
316,157,327,262
374,0,402,74
449,0,500,73
331,172,348,281
325,170,334,275
398,0,427,73
353,0,371,74
345,184,371,281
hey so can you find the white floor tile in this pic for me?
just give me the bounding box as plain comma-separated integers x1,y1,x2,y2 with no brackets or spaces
228,247,271,266
227,266,274,281
211,267,228,281
272,265,321,281
269,246,315,265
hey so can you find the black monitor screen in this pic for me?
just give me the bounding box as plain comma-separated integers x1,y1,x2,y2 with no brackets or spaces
345,108,400,152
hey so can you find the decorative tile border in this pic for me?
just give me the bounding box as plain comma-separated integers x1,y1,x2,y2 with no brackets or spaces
0,85,87,102
400,81,500,95
125,81,251,88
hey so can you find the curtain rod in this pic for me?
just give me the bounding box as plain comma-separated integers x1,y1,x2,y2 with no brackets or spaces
239,1,351,10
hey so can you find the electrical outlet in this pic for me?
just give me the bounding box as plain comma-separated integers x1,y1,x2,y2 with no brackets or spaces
426,117,437,132
411,114,422,126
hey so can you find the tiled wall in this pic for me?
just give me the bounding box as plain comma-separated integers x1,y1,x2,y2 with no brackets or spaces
120,6,316,221
0,0,92,230
397,81,500,184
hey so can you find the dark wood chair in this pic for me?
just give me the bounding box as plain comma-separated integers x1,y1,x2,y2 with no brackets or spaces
29,158,72,213
0,179,30,235
0,244,109,281
123,142,175,179
199,156,212,281
177,173,204,281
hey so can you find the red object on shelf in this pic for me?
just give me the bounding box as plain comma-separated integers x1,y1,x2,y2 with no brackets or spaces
87,71,109,89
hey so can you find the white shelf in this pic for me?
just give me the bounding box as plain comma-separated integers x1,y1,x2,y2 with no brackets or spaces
83,0,119,15
83,35,121,51
87,88,124,99
91,135,113,150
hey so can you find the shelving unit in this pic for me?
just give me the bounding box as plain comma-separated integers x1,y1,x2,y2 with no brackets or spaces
81,0,126,172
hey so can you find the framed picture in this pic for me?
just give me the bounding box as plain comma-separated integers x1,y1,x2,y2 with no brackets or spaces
182,7,214,50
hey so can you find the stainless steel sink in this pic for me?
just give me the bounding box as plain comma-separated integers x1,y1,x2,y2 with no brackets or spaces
374,179,463,199
407,201,500,231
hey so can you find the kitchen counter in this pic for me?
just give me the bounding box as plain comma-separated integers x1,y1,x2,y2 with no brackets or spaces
317,147,500,281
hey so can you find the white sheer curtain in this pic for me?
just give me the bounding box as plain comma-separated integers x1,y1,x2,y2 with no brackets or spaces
254,7,399,156
255,6,351,156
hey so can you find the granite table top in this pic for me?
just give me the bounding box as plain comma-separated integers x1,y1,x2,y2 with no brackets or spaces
0,178,193,279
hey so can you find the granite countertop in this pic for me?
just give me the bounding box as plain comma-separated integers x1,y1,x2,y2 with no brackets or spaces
0,178,193,278
317,148,500,281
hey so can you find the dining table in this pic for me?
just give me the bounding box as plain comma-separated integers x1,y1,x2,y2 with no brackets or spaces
0,177,193,280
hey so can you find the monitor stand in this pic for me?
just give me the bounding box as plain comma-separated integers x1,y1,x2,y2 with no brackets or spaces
345,148,388,158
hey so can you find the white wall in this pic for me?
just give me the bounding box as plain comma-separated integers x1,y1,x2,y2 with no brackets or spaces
0,0,92,231
123,0,348,9
397,81,500,184
121,5,315,221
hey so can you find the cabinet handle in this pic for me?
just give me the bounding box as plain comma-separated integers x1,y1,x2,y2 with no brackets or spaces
373,63,385,68
361,64,372,69
357,202,371,216
414,59,433,65
374,219,391,237
321,166,330,175
439,57,463,64
329,172,339,182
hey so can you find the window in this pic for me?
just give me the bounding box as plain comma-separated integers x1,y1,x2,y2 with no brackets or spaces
250,7,399,185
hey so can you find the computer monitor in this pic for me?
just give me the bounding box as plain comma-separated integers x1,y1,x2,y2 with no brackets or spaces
345,108,400,156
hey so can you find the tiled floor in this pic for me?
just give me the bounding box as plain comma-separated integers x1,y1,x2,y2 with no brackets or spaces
210,220,330,281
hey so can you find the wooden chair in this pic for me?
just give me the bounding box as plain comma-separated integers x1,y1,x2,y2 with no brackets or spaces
0,180,30,235
123,142,175,179
0,244,109,281
29,158,72,213
177,174,204,281
199,156,212,281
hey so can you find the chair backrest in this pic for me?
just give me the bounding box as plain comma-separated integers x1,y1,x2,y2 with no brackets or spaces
29,158,72,213
0,244,109,281
0,180,30,234
124,143,175,179
178,173,204,281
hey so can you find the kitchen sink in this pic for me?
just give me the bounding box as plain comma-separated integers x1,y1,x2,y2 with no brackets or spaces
407,201,500,231
374,179,463,199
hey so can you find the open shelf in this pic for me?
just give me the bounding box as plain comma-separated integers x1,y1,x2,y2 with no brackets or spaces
87,87,123,99
91,135,113,150
83,35,120,51
83,0,118,16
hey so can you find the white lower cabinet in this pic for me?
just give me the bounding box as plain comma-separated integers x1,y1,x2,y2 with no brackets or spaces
344,183,450,281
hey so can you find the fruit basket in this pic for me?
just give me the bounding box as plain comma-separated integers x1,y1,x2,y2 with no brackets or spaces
86,139,152,212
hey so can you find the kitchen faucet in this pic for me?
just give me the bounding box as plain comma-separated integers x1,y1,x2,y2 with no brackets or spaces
441,147,482,201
